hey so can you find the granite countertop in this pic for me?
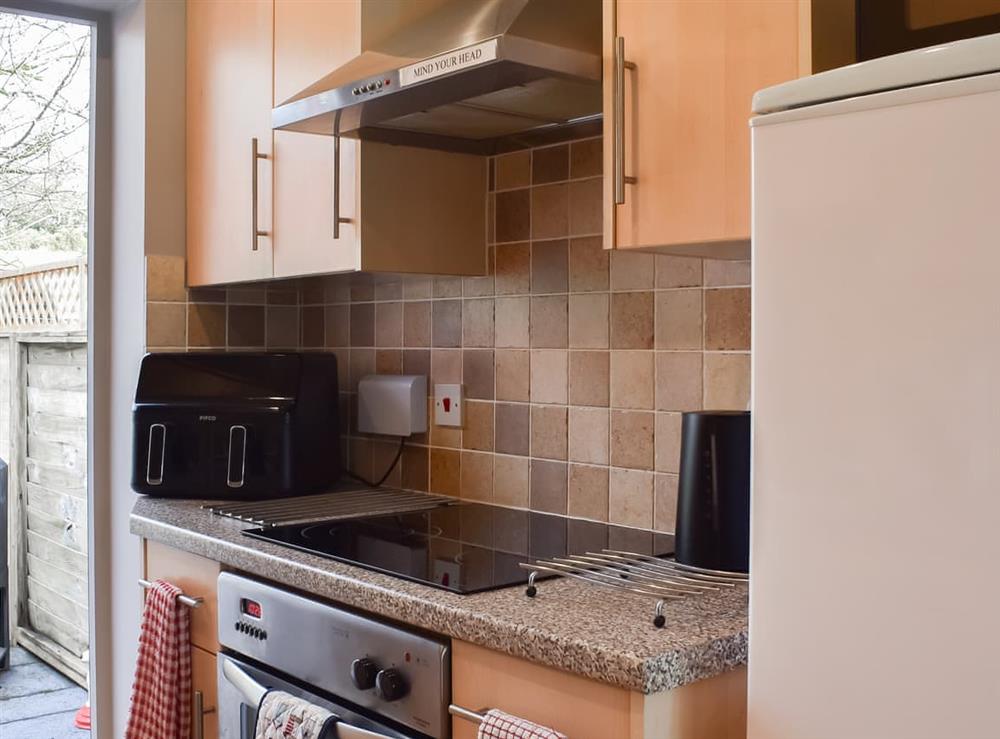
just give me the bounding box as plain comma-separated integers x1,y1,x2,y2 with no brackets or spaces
130,494,748,695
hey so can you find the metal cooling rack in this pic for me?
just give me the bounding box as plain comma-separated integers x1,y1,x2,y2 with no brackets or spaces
520,549,749,628
202,487,452,527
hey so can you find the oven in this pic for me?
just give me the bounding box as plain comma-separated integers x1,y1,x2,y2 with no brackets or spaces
216,573,450,739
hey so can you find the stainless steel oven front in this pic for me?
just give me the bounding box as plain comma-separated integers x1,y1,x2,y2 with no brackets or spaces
217,572,450,739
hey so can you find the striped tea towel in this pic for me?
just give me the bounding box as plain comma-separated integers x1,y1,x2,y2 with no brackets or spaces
256,690,337,739
124,579,192,739
478,709,568,739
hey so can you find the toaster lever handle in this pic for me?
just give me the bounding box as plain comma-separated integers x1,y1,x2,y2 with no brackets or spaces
146,423,166,486
227,425,247,489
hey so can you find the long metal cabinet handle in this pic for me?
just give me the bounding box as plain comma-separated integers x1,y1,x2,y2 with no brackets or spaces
251,137,269,250
614,36,637,205
193,689,216,739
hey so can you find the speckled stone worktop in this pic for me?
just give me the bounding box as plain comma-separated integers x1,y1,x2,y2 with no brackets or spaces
130,495,748,694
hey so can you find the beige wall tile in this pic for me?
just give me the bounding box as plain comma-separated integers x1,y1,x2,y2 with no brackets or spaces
375,302,402,347
568,464,608,521
569,177,602,236
655,255,703,288
267,306,299,349
610,351,654,410
403,276,433,300
531,405,568,460
433,276,463,299
403,349,430,378
530,350,567,404
401,445,428,492
146,255,187,302
147,302,186,347
348,349,374,390
375,349,401,374
655,412,683,474
431,349,462,385
374,279,402,302
463,400,494,451
609,468,654,528
350,303,374,346
655,289,703,350
568,293,609,349
495,350,529,402
569,351,609,407
610,250,655,290
463,350,494,400
532,144,568,184
705,288,751,351
496,150,530,190
654,473,679,533
463,298,495,348
372,439,402,488
431,412,462,449
529,295,568,348
188,303,226,347
430,448,461,497
705,259,750,287
494,455,529,507
656,352,703,411
530,459,567,514
349,274,374,302
495,403,530,456
568,236,608,292
610,410,654,470
301,306,324,348
432,300,462,348
531,239,568,294
323,275,351,303
568,407,609,465
461,451,494,502
403,301,431,347
325,304,349,347
570,138,602,179
531,184,569,240
704,352,751,410
349,438,373,479
188,288,226,304
496,189,530,243
495,297,530,348
229,286,268,305
495,242,530,295
611,291,654,350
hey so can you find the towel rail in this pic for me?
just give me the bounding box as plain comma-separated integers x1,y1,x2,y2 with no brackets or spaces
138,578,203,608
448,705,487,724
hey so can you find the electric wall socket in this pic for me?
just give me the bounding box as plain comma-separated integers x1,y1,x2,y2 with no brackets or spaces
434,384,462,427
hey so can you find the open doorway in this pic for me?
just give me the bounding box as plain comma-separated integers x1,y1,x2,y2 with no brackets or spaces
0,9,91,736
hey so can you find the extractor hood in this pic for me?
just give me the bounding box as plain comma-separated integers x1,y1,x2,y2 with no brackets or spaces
272,0,602,154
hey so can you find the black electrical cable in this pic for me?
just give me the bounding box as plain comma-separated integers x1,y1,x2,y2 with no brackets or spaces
345,436,406,488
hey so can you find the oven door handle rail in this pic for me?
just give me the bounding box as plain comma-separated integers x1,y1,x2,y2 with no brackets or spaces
221,659,390,739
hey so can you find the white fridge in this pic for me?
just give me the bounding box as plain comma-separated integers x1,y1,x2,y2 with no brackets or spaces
750,35,1000,739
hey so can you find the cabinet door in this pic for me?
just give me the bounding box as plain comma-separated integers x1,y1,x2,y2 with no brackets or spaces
191,646,219,739
144,540,220,654
187,0,274,286
272,0,361,279
604,0,801,256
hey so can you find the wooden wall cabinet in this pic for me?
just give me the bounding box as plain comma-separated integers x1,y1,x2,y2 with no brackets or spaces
602,0,808,258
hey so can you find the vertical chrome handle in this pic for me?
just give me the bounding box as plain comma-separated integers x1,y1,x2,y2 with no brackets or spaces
614,36,636,205
193,689,216,739
251,137,269,251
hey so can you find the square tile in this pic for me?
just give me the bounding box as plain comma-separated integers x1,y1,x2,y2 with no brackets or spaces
324,304,349,347
463,298,495,348
146,255,187,302
532,144,569,184
609,468,654,528
375,349,401,374
570,138,602,179
301,306,324,348
569,177,601,236
495,403,530,456
529,296,568,348
568,464,609,521
266,306,299,349
430,448,461,497
705,288,751,350
569,351,609,407
530,405,567,460
495,242,531,295
433,276,463,298
495,297,530,348
348,349,375,390
463,350,494,400
610,251,655,290
656,255,704,288
403,276,433,300
403,301,431,347
146,302,185,347
432,300,462,348
655,290,703,350
610,350,654,409
654,473,679,532
375,280,403,301
375,302,402,347
610,410,654,470
568,407,609,465
402,349,430,379
463,400,494,451
654,412,683,474
531,184,569,240
349,438,372,479
655,352,703,411
611,292,654,349
496,189,530,243
349,274,374,302
350,303,375,346
568,293,609,349
495,350,530,402
431,349,462,385
530,459,567,514
372,439,402,488
495,150,530,190
531,239,569,294
460,451,494,502
228,286,268,305
569,236,609,292
401,445,429,492
494,455,529,508
704,353,750,410
705,259,750,287
187,303,226,347
530,350,567,404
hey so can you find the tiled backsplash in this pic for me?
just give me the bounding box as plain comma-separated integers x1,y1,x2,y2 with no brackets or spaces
144,136,750,534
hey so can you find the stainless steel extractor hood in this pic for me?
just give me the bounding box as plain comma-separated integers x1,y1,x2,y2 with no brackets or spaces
272,0,602,154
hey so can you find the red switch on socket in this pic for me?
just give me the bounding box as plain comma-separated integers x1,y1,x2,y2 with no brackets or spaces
443,398,451,412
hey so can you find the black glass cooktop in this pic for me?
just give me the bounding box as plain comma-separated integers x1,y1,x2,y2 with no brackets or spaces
244,502,674,594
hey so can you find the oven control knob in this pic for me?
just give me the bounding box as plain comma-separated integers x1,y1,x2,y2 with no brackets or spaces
350,658,379,690
375,668,408,702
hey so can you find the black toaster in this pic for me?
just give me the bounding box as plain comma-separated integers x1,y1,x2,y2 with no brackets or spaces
131,352,341,499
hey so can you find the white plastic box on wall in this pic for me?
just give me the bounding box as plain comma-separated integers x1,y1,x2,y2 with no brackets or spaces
357,375,428,437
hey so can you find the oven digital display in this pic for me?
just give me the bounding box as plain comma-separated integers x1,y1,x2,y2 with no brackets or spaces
241,598,262,619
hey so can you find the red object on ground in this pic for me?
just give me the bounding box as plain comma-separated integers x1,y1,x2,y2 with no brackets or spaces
74,704,91,730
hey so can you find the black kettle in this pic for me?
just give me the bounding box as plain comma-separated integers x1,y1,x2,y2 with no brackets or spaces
675,411,751,573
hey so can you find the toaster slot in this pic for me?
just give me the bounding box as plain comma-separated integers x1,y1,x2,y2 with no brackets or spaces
146,423,166,486
228,425,248,488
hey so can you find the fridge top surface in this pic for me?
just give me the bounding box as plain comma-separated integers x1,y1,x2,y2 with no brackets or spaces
753,32,1000,115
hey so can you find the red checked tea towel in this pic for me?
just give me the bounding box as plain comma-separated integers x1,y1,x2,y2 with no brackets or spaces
124,579,192,739
477,709,568,739
255,690,337,739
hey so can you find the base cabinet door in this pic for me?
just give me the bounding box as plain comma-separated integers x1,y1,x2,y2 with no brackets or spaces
192,646,219,739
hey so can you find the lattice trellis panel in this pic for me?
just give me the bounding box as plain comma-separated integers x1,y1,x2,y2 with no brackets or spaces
0,260,87,332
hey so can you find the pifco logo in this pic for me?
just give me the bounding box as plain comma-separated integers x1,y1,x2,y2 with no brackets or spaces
198,415,217,422
399,39,498,87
